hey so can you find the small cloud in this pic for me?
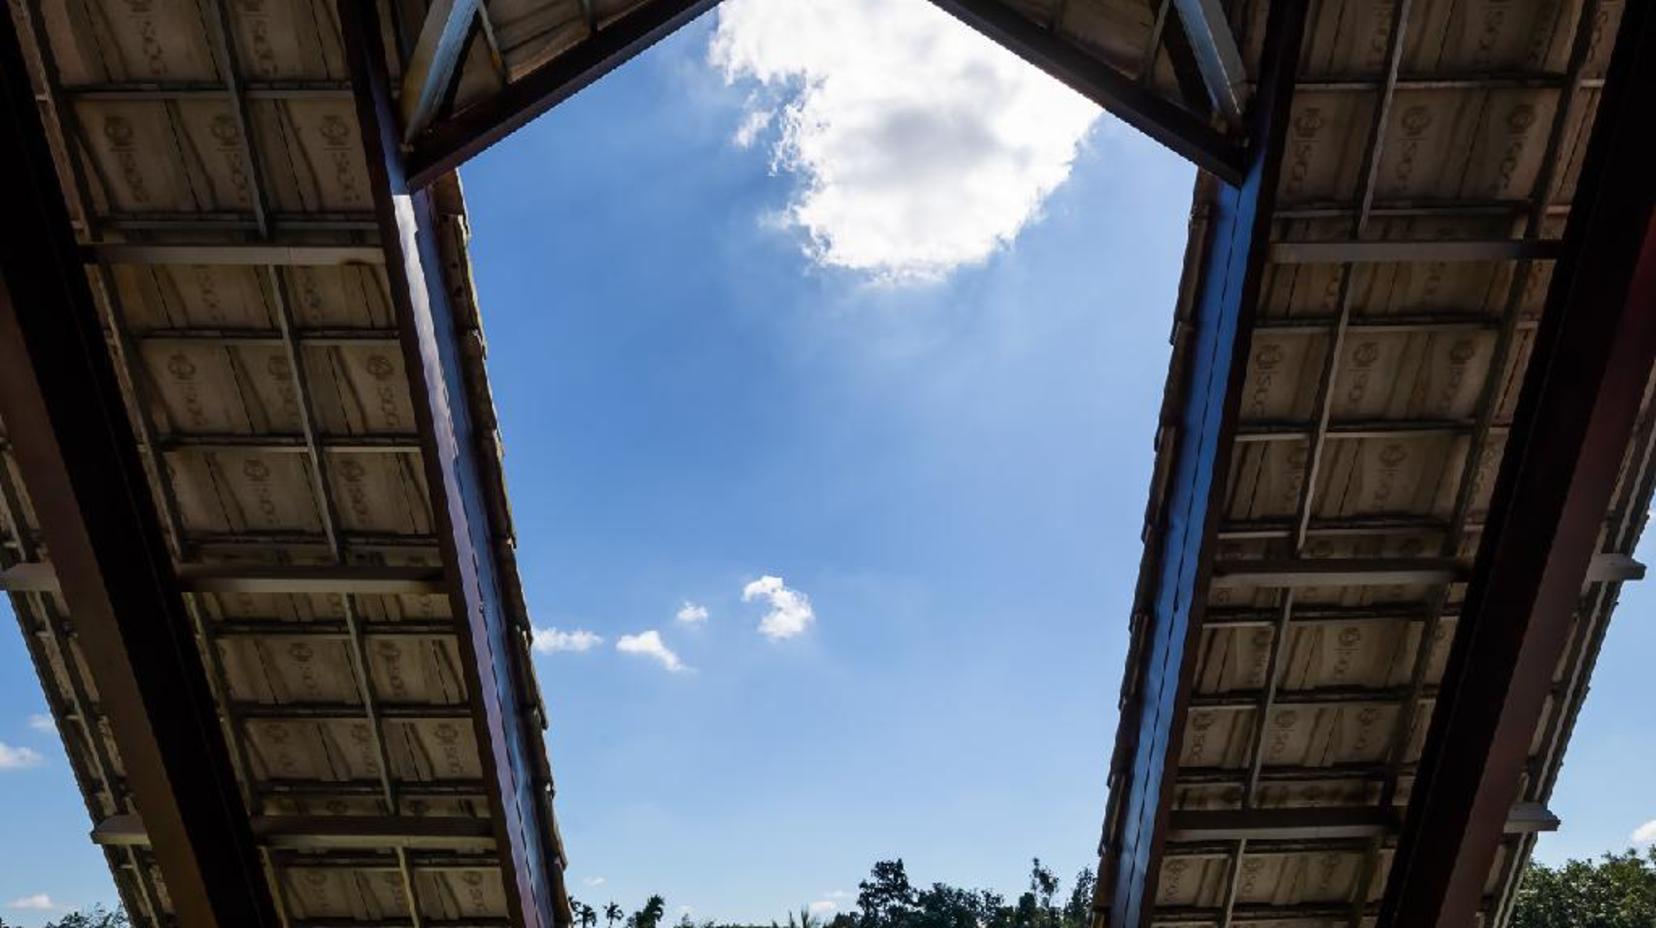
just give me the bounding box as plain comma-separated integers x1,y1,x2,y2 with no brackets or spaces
809,900,838,914
7,895,61,911
742,575,816,640
616,631,688,673
1634,818,1656,845
822,890,850,899
27,713,54,733
531,627,604,654
679,906,694,916
582,876,606,887
0,742,44,771
676,602,710,625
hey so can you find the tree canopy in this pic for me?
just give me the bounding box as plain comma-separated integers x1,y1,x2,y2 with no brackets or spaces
1508,847,1656,928
15,846,1656,928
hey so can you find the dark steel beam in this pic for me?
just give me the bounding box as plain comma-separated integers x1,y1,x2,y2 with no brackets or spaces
405,0,719,188
1377,3,1656,925
928,0,1243,184
0,14,278,928
341,5,567,928
1096,0,1307,922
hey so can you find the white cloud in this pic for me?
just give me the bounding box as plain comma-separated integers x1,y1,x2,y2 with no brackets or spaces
809,901,838,914
616,631,688,672
582,876,606,887
709,0,1099,281
531,627,604,654
7,895,61,911
0,741,44,770
676,601,710,625
1634,818,1656,845
27,713,54,733
732,108,772,148
742,575,816,640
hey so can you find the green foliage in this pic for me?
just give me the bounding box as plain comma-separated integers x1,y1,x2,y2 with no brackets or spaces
0,907,128,928
1509,847,1656,928
628,894,667,928
24,845,1648,928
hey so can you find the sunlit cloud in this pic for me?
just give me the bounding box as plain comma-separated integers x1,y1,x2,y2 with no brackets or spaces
676,602,710,625
1634,818,1656,845
7,895,61,911
742,575,816,641
26,713,54,733
616,631,688,673
531,627,604,654
710,0,1098,281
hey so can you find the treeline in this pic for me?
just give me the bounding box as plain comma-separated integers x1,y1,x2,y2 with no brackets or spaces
5,846,1654,928
570,858,1094,928
574,847,1656,928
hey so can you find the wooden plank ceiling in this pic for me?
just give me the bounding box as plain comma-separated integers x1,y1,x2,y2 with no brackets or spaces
0,1,561,926
1095,0,1654,925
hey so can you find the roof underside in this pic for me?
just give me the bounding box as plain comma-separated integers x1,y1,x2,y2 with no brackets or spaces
1,0,560,925
1099,0,1653,925
0,0,1648,927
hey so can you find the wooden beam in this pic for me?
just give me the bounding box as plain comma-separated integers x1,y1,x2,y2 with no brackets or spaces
1169,0,1247,122
401,0,482,141
406,0,719,188
340,5,567,928
1,563,454,596
94,814,497,850
176,564,448,595
1208,557,1466,589
0,15,278,928
1269,239,1561,264
1377,3,1656,925
1169,807,1395,842
927,0,1244,184
90,244,386,266
1095,0,1308,923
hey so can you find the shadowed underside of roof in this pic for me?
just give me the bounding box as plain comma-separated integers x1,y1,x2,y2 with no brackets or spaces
0,0,562,925
1096,0,1656,925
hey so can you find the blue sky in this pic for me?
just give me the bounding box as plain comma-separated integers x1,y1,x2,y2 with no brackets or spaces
2,1,1653,923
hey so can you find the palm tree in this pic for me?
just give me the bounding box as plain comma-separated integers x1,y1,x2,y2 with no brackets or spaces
604,903,623,928
632,895,666,928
